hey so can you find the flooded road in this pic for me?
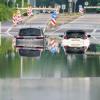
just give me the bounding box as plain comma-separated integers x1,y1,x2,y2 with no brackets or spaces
0,38,100,100
0,48,100,78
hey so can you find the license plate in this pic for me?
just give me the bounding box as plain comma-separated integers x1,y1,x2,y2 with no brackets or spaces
70,39,83,47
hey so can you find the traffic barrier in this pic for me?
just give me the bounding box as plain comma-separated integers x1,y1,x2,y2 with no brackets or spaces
27,7,33,16
12,14,18,25
48,38,59,54
79,7,84,14
17,14,23,22
51,18,56,26
50,11,57,26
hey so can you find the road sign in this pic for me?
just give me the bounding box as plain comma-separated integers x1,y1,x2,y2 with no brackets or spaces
51,12,57,19
79,5,82,8
51,18,56,26
68,0,72,2
61,4,66,10
73,0,77,3
85,1,89,6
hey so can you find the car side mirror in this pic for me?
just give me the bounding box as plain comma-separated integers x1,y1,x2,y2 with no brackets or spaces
88,35,91,38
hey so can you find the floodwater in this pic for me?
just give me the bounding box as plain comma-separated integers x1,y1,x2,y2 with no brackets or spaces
0,48,100,78
0,38,100,100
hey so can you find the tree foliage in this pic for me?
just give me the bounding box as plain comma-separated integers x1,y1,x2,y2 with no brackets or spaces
0,4,13,21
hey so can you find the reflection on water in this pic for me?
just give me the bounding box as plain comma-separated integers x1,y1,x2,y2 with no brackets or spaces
0,37,100,78
0,47,100,78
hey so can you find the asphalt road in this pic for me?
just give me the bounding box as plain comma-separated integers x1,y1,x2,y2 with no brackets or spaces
1,14,51,36
46,14,100,45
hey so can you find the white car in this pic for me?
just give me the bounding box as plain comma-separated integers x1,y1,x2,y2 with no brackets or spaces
61,30,90,53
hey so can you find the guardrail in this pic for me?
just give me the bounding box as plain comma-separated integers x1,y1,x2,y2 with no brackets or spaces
84,6,100,9
18,7,58,11
86,52,100,55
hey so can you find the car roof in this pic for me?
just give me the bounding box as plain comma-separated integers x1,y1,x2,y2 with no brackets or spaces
66,30,85,33
19,27,42,30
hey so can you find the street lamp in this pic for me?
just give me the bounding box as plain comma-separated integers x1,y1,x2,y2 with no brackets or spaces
33,0,36,7
68,0,73,13
7,0,9,7
73,0,78,13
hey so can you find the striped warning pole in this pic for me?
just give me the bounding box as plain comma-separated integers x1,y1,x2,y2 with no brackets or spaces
17,14,23,22
12,13,18,26
48,38,59,54
50,12,57,26
27,6,33,16
49,39,56,47
79,5,84,15
50,18,56,26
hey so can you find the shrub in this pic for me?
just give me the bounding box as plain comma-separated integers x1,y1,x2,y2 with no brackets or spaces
0,4,13,21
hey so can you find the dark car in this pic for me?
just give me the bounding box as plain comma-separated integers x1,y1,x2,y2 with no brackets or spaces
61,30,90,53
15,28,46,48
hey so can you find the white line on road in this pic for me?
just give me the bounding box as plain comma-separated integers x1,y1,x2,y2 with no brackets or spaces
90,28,100,44
6,25,14,37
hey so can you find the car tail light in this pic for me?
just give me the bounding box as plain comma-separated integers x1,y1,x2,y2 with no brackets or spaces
64,36,67,39
15,36,44,39
64,46,68,48
15,36,24,39
36,37,44,39
15,46,24,48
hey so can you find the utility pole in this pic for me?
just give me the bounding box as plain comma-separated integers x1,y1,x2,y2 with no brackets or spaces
68,0,73,13
33,0,36,7
22,0,24,8
73,0,78,13
7,0,9,7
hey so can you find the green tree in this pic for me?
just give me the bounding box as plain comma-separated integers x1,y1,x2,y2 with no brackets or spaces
0,4,12,21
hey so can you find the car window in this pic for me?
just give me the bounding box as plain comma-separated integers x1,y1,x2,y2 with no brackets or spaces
19,28,42,36
66,31,85,38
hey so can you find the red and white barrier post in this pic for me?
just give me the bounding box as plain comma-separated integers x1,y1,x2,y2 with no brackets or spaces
27,6,33,16
79,5,84,15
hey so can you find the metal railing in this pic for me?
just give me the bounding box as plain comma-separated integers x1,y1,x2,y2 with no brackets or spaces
84,6,100,9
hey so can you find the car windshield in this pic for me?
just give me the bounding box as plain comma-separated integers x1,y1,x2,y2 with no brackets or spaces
19,28,42,36
66,31,85,38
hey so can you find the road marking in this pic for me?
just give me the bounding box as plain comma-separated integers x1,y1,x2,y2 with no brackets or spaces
91,29,97,40
91,29,100,44
6,25,14,37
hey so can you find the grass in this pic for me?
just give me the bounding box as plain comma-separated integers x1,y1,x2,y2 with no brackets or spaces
0,37,13,55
